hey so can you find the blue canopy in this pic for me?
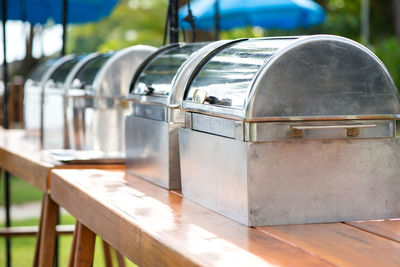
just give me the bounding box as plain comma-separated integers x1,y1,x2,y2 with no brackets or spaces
179,0,325,31
0,0,119,24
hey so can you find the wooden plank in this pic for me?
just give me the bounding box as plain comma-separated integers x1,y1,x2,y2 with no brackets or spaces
56,225,75,234
73,222,96,267
0,129,52,192
346,219,400,243
258,223,400,267
38,194,59,267
0,225,74,237
0,129,125,267
0,129,124,192
51,169,332,267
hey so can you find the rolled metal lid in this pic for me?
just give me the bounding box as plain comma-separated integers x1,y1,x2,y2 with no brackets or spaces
63,52,101,94
25,55,75,90
24,55,75,131
183,35,400,121
93,45,157,98
26,58,58,84
70,52,114,92
25,55,76,92
129,42,211,106
68,45,156,98
45,55,85,89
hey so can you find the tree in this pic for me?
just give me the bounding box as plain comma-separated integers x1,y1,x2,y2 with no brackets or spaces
58,0,400,89
67,0,167,53
393,0,400,42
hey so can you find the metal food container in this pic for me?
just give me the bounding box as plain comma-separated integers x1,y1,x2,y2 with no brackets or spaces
125,41,231,189
65,45,156,154
24,56,73,138
42,54,96,149
179,35,400,226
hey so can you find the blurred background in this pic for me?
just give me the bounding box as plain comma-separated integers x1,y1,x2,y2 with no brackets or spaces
1,0,399,265
4,0,400,85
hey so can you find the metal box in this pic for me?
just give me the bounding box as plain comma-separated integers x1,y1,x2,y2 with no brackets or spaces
41,54,98,149
65,45,156,153
24,56,73,139
126,41,231,189
179,35,400,226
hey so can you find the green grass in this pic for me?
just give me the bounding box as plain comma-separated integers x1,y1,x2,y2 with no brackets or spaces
0,178,137,266
0,215,137,266
0,176,43,205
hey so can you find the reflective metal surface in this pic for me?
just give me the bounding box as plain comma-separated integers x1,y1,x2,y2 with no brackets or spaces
179,35,400,226
125,115,182,189
131,43,208,101
185,38,297,112
47,149,124,164
63,53,101,91
179,128,400,226
42,55,84,149
131,41,234,109
63,53,100,149
248,35,400,121
66,45,156,152
24,56,73,138
188,113,395,141
183,35,400,121
70,53,113,91
126,42,234,189
169,40,236,106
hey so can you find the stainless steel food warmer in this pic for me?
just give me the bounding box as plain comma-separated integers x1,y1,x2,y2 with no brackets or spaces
42,54,99,149
179,35,400,226
24,56,73,138
65,45,156,154
126,41,232,189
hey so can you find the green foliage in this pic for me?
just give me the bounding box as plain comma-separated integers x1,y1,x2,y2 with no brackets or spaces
67,0,167,53
67,0,400,90
221,0,400,90
0,235,137,266
0,216,137,266
373,37,400,87
0,176,42,205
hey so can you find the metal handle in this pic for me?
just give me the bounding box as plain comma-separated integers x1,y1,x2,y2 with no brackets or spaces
291,124,377,138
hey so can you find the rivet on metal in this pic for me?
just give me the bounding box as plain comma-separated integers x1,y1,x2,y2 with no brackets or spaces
347,127,360,137
291,128,304,138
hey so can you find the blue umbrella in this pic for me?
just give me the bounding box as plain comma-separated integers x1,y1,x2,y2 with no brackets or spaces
179,0,325,31
0,0,119,24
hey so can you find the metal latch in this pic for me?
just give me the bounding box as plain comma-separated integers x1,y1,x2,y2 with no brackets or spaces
290,124,376,138
193,89,208,104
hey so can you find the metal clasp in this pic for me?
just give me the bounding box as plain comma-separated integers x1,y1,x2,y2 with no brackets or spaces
291,128,304,138
290,124,376,138
346,127,360,137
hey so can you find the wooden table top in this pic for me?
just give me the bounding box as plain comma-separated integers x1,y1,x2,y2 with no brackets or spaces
0,129,124,192
51,169,400,267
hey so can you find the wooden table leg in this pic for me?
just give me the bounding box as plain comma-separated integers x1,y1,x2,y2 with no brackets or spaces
68,221,79,267
115,250,126,267
103,241,127,267
73,222,96,267
38,193,59,267
102,240,113,267
33,195,46,267
70,225,116,267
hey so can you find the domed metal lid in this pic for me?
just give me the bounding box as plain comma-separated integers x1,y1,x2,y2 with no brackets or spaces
183,35,400,121
129,42,212,106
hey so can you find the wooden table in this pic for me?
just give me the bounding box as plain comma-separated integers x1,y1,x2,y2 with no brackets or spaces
51,169,400,267
0,129,124,267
